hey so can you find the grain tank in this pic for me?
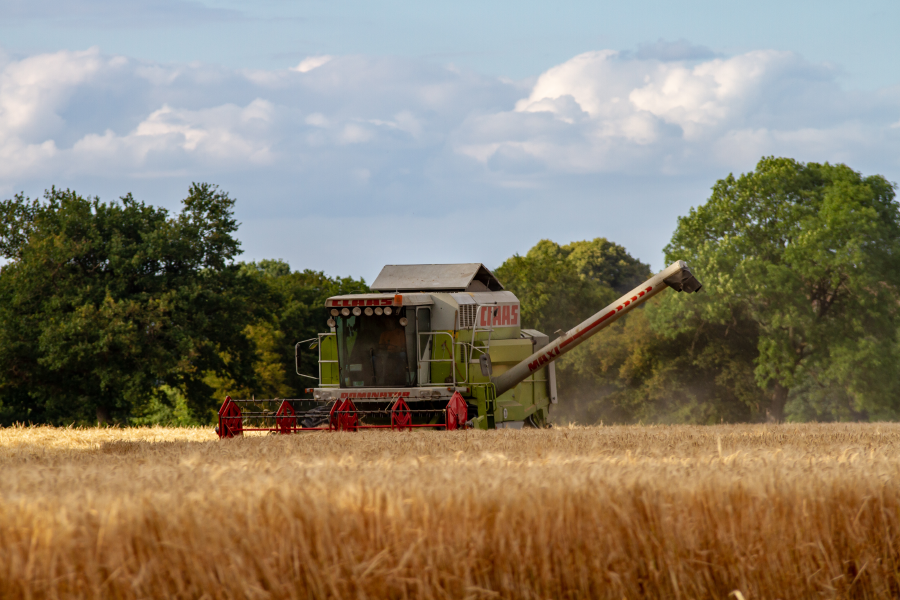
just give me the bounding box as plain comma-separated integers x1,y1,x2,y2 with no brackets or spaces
216,261,701,436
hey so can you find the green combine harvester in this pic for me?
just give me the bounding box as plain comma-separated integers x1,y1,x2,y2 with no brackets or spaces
216,260,701,436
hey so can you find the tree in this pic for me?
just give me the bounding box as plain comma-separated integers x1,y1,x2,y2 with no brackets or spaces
662,157,900,421
0,184,265,425
206,260,368,401
495,239,616,338
564,296,766,425
496,239,643,420
562,238,651,293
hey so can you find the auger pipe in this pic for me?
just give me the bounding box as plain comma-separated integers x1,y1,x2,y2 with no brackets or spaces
491,260,702,397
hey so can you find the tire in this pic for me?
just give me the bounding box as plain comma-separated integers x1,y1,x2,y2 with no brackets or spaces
525,411,552,429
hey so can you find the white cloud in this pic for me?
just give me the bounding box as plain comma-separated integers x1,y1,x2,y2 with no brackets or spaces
293,55,333,73
0,45,898,275
628,50,812,137
339,122,373,144
457,49,900,174
72,100,276,167
305,113,328,127
0,47,108,139
0,46,897,187
0,50,510,185
0,137,58,179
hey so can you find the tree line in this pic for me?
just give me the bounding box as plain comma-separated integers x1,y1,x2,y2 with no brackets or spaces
501,157,900,424
0,184,365,425
1,157,898,425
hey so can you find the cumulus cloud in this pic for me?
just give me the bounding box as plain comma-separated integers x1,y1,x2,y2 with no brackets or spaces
1,45,897,188
0,48,521,207
0,48,110,139
293,56,333,73
456,49,900,175
71,99,277,173
0,45,898,276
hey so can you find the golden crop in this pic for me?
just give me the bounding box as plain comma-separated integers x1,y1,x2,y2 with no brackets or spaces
1,423,899,599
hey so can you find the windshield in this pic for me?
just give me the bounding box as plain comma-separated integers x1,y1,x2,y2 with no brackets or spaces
336,308,417,387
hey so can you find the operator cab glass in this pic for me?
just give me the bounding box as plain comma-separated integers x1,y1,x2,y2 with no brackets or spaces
336,307,418,387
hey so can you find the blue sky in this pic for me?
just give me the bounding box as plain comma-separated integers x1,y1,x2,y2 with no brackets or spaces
1,0,898,281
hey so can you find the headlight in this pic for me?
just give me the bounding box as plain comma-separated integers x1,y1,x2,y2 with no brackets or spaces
341,308,350,316
399,317,408,326
374,307,383,316
364,307,373,316
327,318,336,327
384,307,393,316
352,307,362,316
330,308,339,316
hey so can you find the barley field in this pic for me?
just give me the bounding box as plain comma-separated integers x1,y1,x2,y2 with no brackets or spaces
1,423,899,599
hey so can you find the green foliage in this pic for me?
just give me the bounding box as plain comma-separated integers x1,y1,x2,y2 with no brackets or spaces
663,157,900,421
562,238,651,293
0,184,266,425
207,260,368,401
495,237,753,425
495,239,625,336
4,156,897,427
563,297,767,424
130,385,199,427
497,159,900,425
495,238,636,419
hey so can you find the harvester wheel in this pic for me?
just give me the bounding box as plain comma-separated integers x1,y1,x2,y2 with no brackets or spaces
525,410,551,429
301,402,335,429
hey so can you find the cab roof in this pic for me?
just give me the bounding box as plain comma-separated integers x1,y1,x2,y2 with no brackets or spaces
371,263,504,292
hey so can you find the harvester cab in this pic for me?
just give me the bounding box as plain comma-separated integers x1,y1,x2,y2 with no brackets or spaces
216,261,702,437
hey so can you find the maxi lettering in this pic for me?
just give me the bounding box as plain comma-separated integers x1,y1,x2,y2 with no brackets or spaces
525,286,656,372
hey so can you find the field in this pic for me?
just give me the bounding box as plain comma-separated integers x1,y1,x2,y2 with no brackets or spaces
1,424,899,599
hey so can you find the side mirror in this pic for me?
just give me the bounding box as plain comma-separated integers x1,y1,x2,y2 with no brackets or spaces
479,353,493,377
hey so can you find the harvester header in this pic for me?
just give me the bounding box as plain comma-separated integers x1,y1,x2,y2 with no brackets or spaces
216,260,701,437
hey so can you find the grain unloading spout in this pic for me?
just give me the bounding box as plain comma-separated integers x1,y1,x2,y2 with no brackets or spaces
662,264,703,293
491,261,702,397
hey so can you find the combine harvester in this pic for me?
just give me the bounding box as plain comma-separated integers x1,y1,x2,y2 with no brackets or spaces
216,260,701,436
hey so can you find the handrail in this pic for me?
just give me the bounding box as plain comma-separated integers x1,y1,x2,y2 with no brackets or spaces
295,338,319,380
417,330,457,386
417,331,456,363
457,303,494,385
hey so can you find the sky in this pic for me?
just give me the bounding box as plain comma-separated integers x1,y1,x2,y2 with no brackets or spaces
0,0,898,282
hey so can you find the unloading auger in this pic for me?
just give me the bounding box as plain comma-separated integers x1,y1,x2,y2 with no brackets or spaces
216,261,701,437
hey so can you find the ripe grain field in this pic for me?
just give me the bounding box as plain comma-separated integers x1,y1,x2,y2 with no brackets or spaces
1,424,899,599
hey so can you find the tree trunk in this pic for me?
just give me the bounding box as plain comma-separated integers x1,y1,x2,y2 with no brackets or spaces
96,406,110,426
768,383,787,423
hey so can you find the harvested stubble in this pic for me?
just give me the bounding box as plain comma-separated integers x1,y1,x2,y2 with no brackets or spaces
1,424,899,599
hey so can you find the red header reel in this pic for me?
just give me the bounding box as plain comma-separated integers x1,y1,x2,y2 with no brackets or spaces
215,393,468,438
